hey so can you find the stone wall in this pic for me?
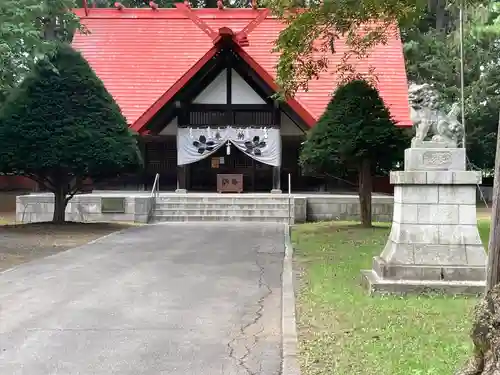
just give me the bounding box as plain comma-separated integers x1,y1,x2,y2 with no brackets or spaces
16,193,393,224
305,194,393,222
16,194,152,224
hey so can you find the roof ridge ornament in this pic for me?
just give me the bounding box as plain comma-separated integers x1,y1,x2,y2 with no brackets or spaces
235,8,270,45
175,2,218,39
83,0,89,16
174,1,268,47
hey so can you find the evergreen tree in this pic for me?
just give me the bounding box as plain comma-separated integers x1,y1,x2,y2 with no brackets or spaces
0,44,142,223
300,80,407,227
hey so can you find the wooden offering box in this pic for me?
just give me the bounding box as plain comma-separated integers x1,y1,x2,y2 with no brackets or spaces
217,174,243,193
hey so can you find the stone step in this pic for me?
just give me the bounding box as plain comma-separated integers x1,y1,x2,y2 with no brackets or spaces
153,207,289,216
152,214,289,223
154,203,290,210
155,197,292,204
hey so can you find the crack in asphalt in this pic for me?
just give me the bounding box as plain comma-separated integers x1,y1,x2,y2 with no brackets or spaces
227,251,273,375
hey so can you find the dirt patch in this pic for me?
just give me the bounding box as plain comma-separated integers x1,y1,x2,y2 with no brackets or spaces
0,212,15,225
0,191,24,225
0,191,21,213
0,222,131,271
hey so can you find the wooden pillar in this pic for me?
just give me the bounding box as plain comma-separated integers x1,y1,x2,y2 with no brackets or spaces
138,137,147,191
271,128,282,193
176,165,188,193
271,165,281,193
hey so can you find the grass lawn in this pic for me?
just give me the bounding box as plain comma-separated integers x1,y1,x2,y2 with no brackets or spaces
292,220,491,375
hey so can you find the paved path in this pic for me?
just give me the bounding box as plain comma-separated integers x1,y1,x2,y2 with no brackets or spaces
0,223,285,375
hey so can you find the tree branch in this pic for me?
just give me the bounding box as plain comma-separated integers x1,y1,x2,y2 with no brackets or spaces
25,173,54,191
65,176,85,204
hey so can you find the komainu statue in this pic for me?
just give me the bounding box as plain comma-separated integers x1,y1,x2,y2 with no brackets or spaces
408,83,464,148
455,284,500,375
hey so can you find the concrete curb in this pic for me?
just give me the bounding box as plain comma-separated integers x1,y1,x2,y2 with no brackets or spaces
281,224,301,375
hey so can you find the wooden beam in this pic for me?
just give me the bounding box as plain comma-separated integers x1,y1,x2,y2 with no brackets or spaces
232,57,307,131
146,53,224,132
189,104,272,111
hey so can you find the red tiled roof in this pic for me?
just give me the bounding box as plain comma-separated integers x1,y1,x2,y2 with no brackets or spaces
72,6,411,130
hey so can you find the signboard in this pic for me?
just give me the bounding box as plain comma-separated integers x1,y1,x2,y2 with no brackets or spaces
101,197,126,213
217,174,243,193
211,157,220,169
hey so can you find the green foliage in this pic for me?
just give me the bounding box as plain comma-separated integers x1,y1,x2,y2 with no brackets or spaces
82,0,231,9
0,44,142,192
0,0,81,104
84,0,177,7
404,2,500,171
300,80,407,176
265,0,488,97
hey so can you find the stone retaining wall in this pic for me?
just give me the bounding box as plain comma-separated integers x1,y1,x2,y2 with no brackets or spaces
305,195,393,222
16,193,394,224
16,194,151,224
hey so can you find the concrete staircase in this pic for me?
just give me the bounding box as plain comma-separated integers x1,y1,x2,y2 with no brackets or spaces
150,194,293,223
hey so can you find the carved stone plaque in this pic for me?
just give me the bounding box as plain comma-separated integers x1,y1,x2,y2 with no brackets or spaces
422,151,452,169
404,147,465,171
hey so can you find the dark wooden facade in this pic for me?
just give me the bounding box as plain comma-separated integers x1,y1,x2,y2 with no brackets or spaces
140,134,310,192
183,104,280,128
97,43,324,192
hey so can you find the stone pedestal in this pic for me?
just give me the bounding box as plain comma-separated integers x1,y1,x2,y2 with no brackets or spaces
361,145,487,295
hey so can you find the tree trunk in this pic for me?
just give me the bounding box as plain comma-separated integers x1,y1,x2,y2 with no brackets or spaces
435,0,447,31
52,187,67,224
358,158,372,228
457,115,500,375
43,17,57,41
486,114,500,291
455,283,500,375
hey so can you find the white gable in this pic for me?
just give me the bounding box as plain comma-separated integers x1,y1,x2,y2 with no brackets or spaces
193,69,266,105
193,72,227,104
231,70,266,104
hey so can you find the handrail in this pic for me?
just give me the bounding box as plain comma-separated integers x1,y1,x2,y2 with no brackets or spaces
147,173,160,223
151,173,160,199
288,173,291,226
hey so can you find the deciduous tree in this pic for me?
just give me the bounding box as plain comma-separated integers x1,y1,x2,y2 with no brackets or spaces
265,0,487,98
0,0,80,105
0,44,142,223
404,2,500,171
299,80,407,227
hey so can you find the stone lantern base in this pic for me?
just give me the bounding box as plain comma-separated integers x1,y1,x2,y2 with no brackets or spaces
361,144,487,295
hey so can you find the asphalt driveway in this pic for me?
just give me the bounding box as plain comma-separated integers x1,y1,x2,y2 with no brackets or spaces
0,222,285,375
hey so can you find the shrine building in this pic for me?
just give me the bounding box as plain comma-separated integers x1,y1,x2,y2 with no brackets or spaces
72,3,411,193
